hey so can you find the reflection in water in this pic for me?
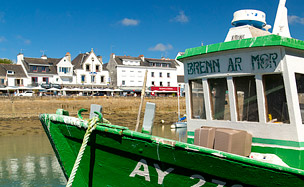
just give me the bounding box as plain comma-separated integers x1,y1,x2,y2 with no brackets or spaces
0,135,66,186
0,124,186,186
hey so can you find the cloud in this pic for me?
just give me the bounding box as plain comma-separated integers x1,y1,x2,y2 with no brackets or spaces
0,36,6,42
288,15,304,25
120,18,140,26
16,35,31,45
171,11,189,23
149,43,173,52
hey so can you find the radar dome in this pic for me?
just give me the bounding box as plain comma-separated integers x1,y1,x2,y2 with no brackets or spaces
232,9,266,29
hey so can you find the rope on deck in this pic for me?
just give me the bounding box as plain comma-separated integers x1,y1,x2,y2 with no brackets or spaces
66,116,99,187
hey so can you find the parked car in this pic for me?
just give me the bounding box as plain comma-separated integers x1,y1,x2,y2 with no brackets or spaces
93,92,104,96
16,91,34,96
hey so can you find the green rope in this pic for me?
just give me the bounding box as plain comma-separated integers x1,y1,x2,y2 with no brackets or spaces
66,116,99,187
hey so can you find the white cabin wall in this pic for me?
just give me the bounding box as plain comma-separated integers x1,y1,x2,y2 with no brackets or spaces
284,50,304,142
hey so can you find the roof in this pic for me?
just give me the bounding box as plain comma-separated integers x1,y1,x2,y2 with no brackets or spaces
114,56,177,68
177,35,304,60
114,56,149,66
22,57,60,74
0,63,27,78
24,57,61,66
72,53,90,69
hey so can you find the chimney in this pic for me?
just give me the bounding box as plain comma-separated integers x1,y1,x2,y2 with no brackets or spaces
111,53,115,59
41,55,47,60
138,55,144,62
65,52,71,62
17,53,24,65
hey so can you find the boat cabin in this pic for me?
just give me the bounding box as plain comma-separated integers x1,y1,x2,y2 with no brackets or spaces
177,8,304,170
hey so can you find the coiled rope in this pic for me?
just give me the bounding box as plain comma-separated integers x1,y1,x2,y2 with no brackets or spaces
66,116,99,187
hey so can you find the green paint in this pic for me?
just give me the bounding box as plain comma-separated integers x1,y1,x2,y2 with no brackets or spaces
40,113,304,186
177,35,304,60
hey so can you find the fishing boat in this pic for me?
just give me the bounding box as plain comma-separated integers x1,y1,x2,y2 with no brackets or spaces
40,0,304,186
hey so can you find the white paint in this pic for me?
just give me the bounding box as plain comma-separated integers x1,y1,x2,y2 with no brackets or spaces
153,163,174,184
272,0,291,38
129,159,150,182
190,174,206,187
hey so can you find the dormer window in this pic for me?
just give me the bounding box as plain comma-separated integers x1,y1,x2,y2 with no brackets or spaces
96,65,100,72
33,66,38,72
7,70,14,75
42,67,46,72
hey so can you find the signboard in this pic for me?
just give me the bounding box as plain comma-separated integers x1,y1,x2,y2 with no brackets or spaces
185,48,282,79
150,86,180,96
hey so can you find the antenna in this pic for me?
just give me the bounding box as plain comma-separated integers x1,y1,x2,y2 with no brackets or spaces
40,50,47,56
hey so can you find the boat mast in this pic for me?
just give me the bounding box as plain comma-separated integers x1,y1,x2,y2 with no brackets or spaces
272,0,291,38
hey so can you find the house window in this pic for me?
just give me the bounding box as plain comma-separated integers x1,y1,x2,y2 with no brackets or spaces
86,64,90,71
96,65,100,72
156,63,161,67
263,74,289,123
160,81,163,86
81,75,86,83
100,76,104,83
159,72,162,77
32,77,38,83
42,67,46,72
15,79,23,86
167,82,170,86
33,66,38,72
7,70,14,75
151,72,154,77
167,73,170,78
152,81,155,86
122,80,125,85
91,75,96,83
0,79,5,85
43,77,49,84
61,67,69,74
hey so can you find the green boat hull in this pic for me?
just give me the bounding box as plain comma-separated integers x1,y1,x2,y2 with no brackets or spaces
39,113,304,186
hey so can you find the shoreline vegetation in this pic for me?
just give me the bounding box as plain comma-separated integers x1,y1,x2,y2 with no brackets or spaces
0,96,186,136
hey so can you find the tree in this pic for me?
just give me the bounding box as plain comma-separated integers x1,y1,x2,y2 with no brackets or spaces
0,58,13,64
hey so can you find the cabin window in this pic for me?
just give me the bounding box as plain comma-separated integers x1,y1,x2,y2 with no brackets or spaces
208,78,231,120
295,73,304,123
190,79,206,119
234,76,259,122
263,74,289,123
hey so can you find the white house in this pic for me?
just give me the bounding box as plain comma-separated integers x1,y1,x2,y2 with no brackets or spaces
106,53,184,94
17,53,60,87
72,48,109,88
53,52,76,85
0,63,27,87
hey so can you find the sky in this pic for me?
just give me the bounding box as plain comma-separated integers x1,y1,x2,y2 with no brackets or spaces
0,0,303,63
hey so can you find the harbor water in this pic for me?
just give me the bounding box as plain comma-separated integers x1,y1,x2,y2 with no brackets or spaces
0,119,187,186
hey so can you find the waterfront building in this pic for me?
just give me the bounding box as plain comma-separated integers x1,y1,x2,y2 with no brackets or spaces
72,48,109,88
0,63,27,87
17,53,61,87
106,53,184,95
52,52,76,86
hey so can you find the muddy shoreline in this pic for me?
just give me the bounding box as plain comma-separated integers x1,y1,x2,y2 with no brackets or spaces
0,96,186,136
